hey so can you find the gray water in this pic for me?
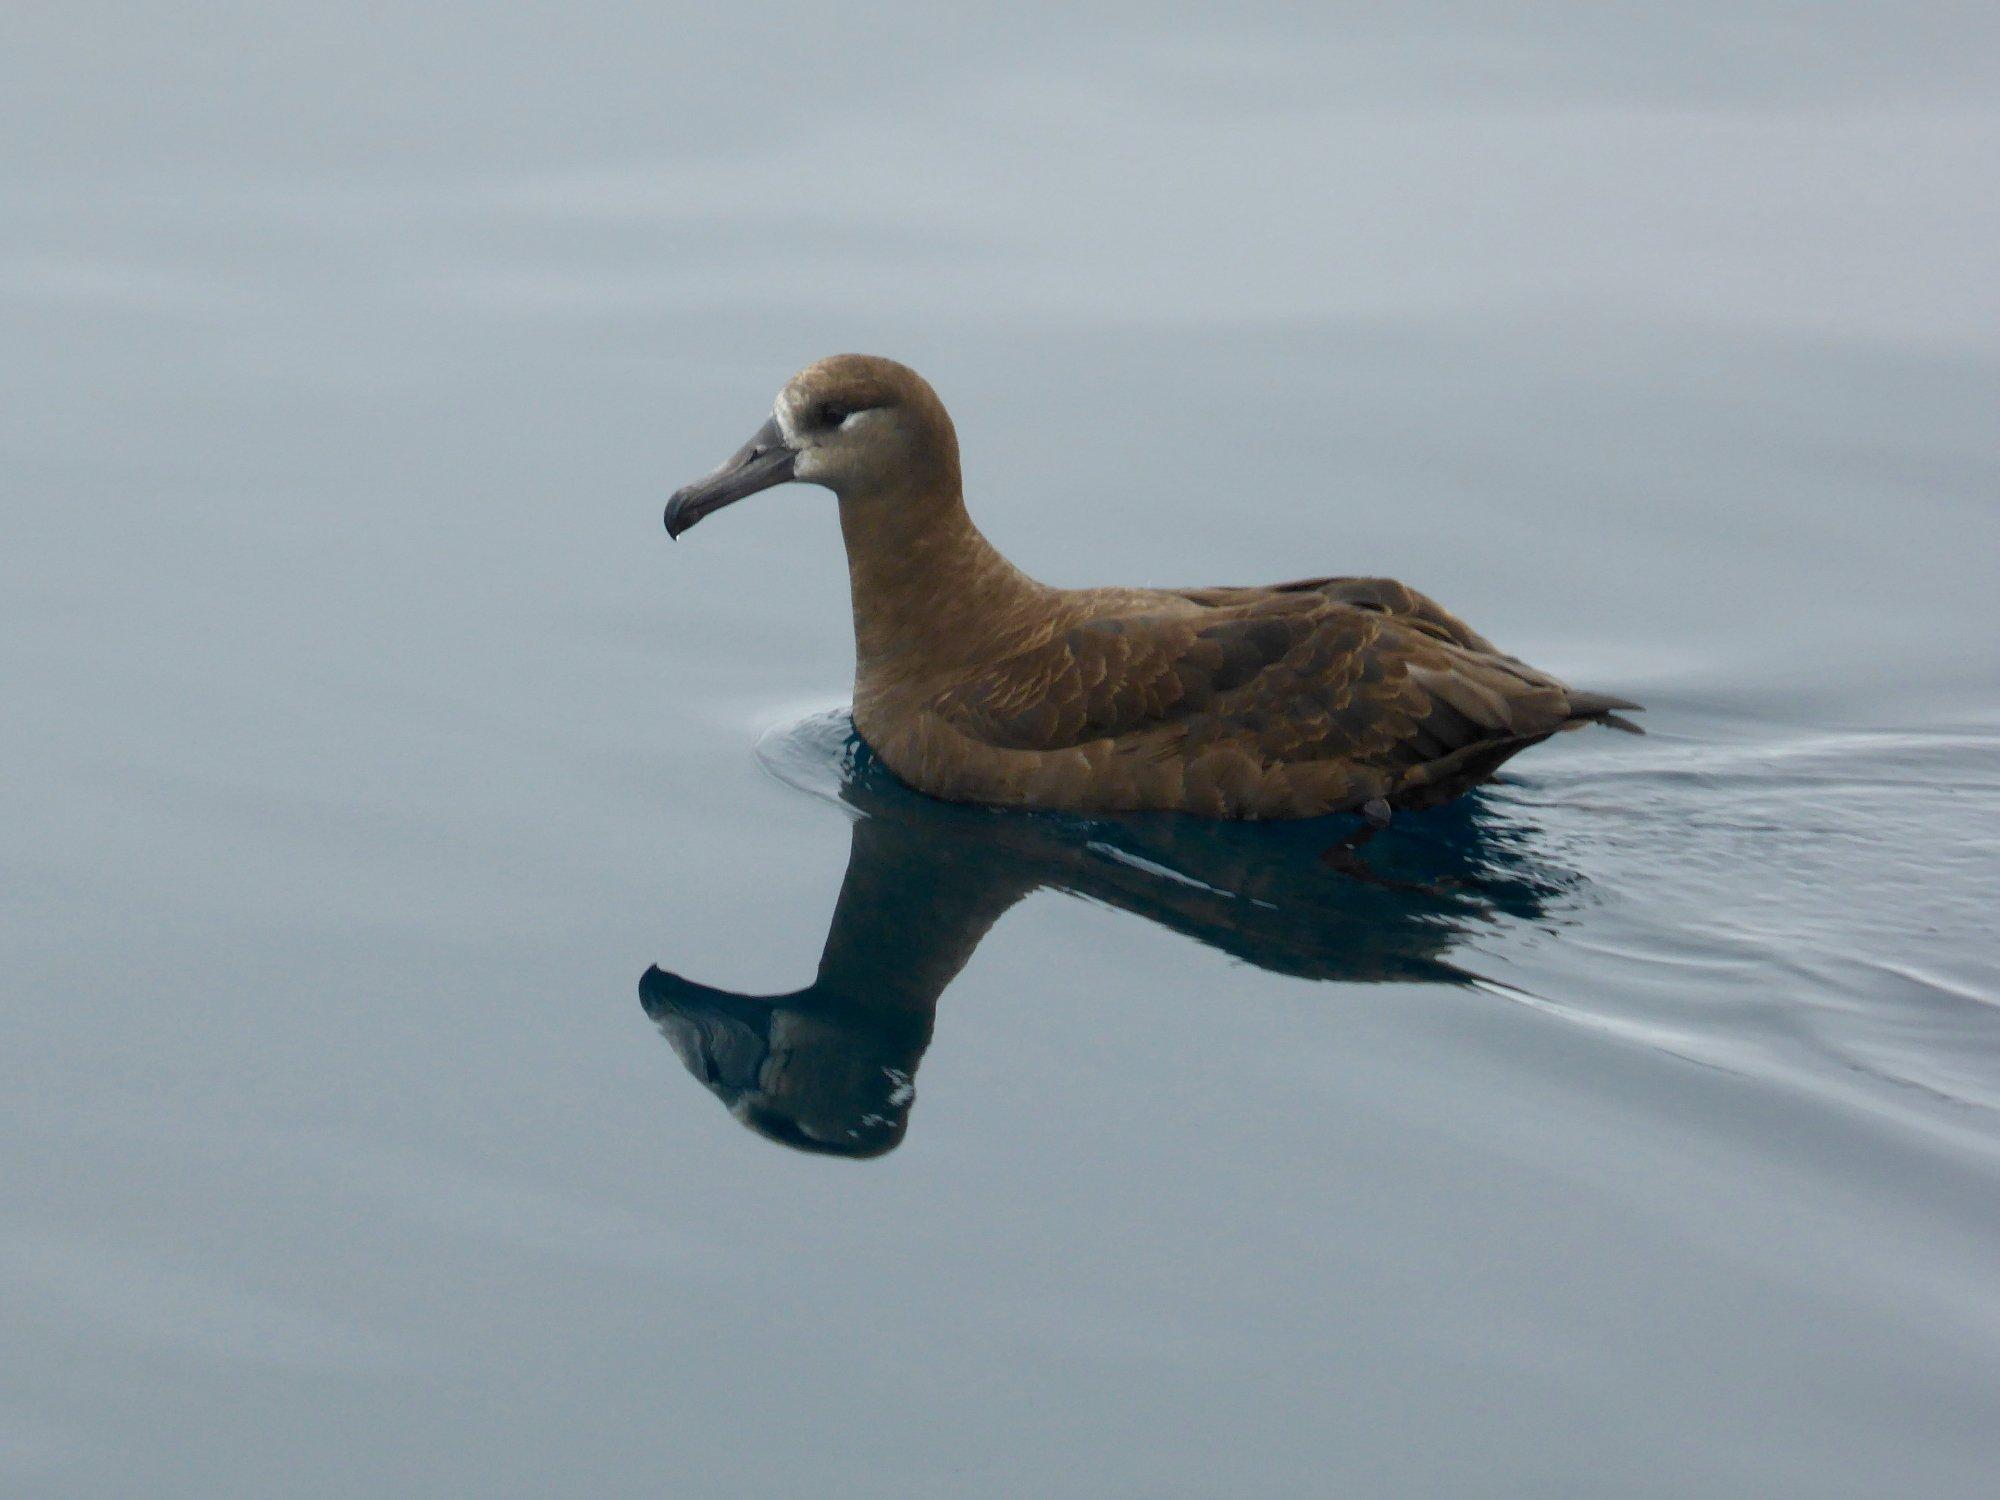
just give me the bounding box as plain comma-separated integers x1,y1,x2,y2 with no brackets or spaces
6,7,2000,1496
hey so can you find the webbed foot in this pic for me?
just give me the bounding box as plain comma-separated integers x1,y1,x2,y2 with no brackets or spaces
1319,799,1464,897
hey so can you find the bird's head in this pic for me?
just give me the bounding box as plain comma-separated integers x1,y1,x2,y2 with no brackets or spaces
664,354,959,538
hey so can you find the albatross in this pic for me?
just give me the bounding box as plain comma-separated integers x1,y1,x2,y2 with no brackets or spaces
664,354,1641,835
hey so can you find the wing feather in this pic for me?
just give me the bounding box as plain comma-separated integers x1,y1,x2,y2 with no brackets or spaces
936,587,1593,790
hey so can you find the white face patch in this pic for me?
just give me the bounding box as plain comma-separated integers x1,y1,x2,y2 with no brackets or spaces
775,386,882,486
783,394,832,483
774,395,806,448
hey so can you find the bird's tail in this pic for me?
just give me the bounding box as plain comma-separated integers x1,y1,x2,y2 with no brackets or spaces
1567,689,1646,735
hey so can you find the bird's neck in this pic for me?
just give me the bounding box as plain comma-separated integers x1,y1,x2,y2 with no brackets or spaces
838,483,1053,688
811,816,1029,1014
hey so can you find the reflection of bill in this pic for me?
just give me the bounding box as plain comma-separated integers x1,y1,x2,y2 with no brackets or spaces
641,715,1574,1158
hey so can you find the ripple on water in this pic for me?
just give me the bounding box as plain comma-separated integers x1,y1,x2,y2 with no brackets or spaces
1497,717,2000,1131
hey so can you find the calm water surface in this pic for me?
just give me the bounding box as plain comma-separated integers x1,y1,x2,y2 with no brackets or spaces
6,7,2000,1496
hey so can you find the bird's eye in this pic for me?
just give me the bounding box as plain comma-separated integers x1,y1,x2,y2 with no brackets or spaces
819,403,850,428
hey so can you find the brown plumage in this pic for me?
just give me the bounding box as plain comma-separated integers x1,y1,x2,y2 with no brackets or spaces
665,354,1642,821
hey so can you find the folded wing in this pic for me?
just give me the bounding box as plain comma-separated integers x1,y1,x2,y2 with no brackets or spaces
936,581,1636,805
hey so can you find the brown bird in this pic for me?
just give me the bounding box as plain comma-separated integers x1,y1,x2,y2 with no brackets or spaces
665,354,1641,841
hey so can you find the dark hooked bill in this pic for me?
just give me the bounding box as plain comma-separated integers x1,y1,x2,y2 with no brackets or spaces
664,414,796,538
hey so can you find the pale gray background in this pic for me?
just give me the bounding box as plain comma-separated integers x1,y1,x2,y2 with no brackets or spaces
5,5,1999,1496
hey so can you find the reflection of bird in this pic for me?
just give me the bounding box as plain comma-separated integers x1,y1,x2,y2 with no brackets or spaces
665,354,1641,833
642,714,1574,1158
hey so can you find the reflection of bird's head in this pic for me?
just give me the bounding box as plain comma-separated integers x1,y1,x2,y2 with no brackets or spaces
641,966,928,1159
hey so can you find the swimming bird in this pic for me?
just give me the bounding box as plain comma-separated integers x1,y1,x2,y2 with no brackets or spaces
664,355,1641,832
